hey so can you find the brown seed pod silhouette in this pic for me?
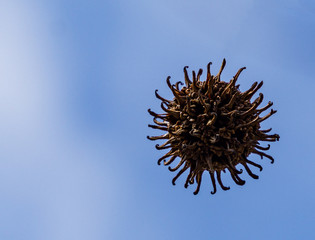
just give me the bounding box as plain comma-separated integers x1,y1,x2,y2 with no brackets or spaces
147,59,279,195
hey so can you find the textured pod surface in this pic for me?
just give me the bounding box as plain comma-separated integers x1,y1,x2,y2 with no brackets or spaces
147,59,279,195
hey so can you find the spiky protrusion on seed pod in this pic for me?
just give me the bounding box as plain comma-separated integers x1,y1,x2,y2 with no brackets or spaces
147,59,280,195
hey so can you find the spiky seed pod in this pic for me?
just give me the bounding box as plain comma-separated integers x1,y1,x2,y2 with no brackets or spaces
147,59,280,195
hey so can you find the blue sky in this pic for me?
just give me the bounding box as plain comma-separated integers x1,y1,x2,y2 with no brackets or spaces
0,0,314,239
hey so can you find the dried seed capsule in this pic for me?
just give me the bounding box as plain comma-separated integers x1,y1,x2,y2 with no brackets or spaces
148,59,279,195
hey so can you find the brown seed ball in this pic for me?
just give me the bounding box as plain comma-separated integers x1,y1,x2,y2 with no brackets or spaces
148,59,279,195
